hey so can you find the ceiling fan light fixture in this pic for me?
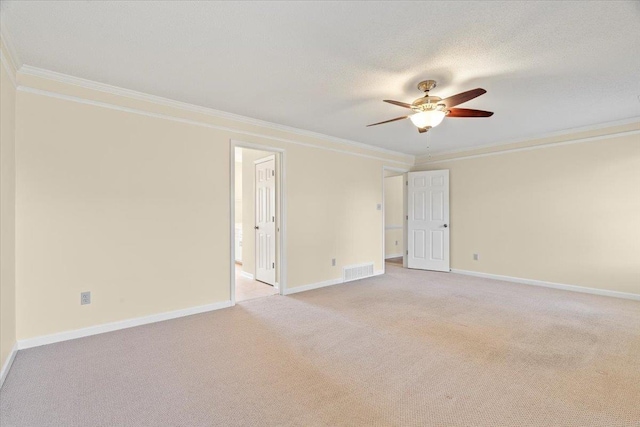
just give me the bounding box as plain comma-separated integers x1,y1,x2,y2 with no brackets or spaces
367,81,491,131
409,110,445,129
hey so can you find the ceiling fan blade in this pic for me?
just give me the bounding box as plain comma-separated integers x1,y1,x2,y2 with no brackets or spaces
447,108,494,118
383,100,413,109
366,116,409,127
418,127,428,133
441,88,486,108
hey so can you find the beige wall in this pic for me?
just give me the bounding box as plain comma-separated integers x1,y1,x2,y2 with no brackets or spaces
241,148,273,277
384,175,404,258
8,54,636,346
13,74,409,340
15,94,231,339
0,50,17,369
413,128,640,295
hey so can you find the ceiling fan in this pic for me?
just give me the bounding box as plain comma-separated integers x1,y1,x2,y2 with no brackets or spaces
367,80,493,133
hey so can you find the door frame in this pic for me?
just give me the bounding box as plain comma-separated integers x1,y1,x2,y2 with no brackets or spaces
230,140,287,305
382,165,409,274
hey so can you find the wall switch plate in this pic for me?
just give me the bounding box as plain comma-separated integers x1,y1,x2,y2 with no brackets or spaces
395,240,398,246
376,203,382,211
81,291,91,305
473,253,479,261
332,258,336,266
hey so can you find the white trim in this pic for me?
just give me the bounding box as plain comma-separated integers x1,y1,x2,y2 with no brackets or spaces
385,225,403,230
283,270,384,295
383,166,410,174
416,123,640,165
419,116,640,160
0,49,17,87
240,271,254,280
17,300,233,350
451,269,640,301
19,65,413,163
12,62,639,165
230,140,287,302
382,166,409,274
230,146,236,306
0,342,18,390
284,277,344,295
17,85,411,166
385,253,404,259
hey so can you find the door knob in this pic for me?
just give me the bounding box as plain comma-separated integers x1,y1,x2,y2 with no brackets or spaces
255,226,259,230
444,224,448,228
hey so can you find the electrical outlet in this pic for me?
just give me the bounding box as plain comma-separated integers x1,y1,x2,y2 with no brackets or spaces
332,258,336,266
473,253,479,261
81,291,91,305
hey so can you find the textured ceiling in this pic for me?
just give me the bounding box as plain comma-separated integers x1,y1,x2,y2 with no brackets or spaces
2,1,639,156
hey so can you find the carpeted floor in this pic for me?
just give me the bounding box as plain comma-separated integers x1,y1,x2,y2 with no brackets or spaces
1,263,639,426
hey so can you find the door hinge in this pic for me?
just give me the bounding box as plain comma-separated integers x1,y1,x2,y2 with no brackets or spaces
406,215,408,220
406,181,408,185
272,170,275,176
406,250,409,255
272,262,275,268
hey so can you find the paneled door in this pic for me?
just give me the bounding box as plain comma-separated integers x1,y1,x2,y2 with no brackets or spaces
407,170,450,272
254,156,276,285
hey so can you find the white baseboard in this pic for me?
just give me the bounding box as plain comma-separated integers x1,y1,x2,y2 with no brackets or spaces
0,342,18,390
284,270,384,295
451,269,640,301
17,300,233,350
284,277,343,295
240,271,254,280
385,253,403,259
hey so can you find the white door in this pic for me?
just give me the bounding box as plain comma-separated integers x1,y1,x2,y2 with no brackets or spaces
407,170,450,271
255,156,276,285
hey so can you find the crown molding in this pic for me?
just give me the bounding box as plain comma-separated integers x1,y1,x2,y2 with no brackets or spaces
18,85,412,166
415,128,640,166
18,65,414,164
415,116,640,165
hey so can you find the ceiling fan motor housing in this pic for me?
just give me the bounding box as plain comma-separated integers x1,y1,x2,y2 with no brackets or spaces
412,95,446,112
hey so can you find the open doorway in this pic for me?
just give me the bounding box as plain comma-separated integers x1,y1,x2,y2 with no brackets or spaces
231,145,283,302
383,167,408,272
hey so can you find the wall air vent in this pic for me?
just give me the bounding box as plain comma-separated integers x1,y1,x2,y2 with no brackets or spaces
343,262,375,283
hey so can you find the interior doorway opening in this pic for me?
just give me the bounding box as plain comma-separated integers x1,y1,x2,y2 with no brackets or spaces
232,145,283,303
383,167,408,272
